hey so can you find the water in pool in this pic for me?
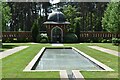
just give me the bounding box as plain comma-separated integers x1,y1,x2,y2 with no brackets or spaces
35,48,103,71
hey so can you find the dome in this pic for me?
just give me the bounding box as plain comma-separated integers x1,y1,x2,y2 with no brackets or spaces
48,11,66,22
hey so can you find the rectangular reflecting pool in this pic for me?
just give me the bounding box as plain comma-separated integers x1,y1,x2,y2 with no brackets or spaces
33,47,103,71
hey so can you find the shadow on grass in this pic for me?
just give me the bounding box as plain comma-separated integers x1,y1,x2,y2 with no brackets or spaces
0,45,19,52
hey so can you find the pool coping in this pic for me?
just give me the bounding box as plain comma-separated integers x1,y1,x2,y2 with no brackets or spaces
60,70,69,80
23,46,114,79
24,47,46,71
72,47,114,71
72,70,85,80
24,47,114,72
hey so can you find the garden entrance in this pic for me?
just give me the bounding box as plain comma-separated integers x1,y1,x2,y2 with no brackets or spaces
51,26,63,42
43,11,70,43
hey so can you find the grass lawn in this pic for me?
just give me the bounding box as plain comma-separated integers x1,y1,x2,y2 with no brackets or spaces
64,43,119,79
1,43,119,79
0,43,26,51
87,43,119,52
2,43,60,79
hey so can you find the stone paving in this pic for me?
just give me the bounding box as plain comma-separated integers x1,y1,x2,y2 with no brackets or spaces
30,43,38,44
0,46,29,59
88,46,120,57
51,44,64,46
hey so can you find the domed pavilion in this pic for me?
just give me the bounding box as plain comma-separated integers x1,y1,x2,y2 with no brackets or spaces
43,11,70,43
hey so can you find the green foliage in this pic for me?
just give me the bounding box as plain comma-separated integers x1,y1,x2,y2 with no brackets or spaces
102,2,120,33
2,2,11,31
101,39,108,43
31,21,39,42
0,2,2,32
36,33,49,43
80,38,112,43
1,2,51,31
112,38,120,46
64,33,78,43
62,5,81,32
75,20,81,42
40,34,49,43
2,38,31,43
40,38,48,43
36,34,41,43
63,5,76,21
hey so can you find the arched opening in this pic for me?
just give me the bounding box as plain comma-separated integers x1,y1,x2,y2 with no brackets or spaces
51,26,63,43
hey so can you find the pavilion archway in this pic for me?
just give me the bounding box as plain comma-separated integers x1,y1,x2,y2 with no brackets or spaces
51,26,63,42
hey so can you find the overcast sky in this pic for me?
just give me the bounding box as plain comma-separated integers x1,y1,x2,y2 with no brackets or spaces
49,0,60,4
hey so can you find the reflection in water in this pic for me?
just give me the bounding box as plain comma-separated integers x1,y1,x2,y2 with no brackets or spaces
35,49,102,71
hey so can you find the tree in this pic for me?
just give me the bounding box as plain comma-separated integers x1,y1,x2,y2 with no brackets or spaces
0,2,2,31
102,2,120,33
61,2,107,32
2,2,11,31
75,19,81,42
31,20,39,42
2,2,51,31
75,2,107,31
42,2,51,21
0,2,2,43
62,5,80,32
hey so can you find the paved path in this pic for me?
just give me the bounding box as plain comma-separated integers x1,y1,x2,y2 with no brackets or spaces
88,46,120,57
30,43,38,44
51,44,64,46
0,46,29,59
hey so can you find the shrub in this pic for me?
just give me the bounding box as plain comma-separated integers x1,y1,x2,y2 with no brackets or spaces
40,34,49,43
101,39,107,43
31,22,39,42
36,34,41,43
107,39,112,43
112,38,120,46
64,33,78,43
40,38,48,43
3,38,32,43
102,2,120,33
36,33,49,43
4,38,11,43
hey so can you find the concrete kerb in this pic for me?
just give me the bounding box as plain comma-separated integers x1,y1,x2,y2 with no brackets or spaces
72,70,85,80
0,46,29,59
88,46,119,57
24,47,45,71
72,47,114,71
24,46,114,80
60,70,69,80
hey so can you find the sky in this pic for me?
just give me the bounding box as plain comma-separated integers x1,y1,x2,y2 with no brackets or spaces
49,0,60,4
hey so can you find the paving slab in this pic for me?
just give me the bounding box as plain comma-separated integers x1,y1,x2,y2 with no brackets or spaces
0,46,29,59
30,43,38,44
60,70,69,80
72,70,85,80
88,46,120,57
51,44,64,46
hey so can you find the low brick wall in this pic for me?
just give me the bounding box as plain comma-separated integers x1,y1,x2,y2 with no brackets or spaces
2,31,32,42
2,31,120,42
